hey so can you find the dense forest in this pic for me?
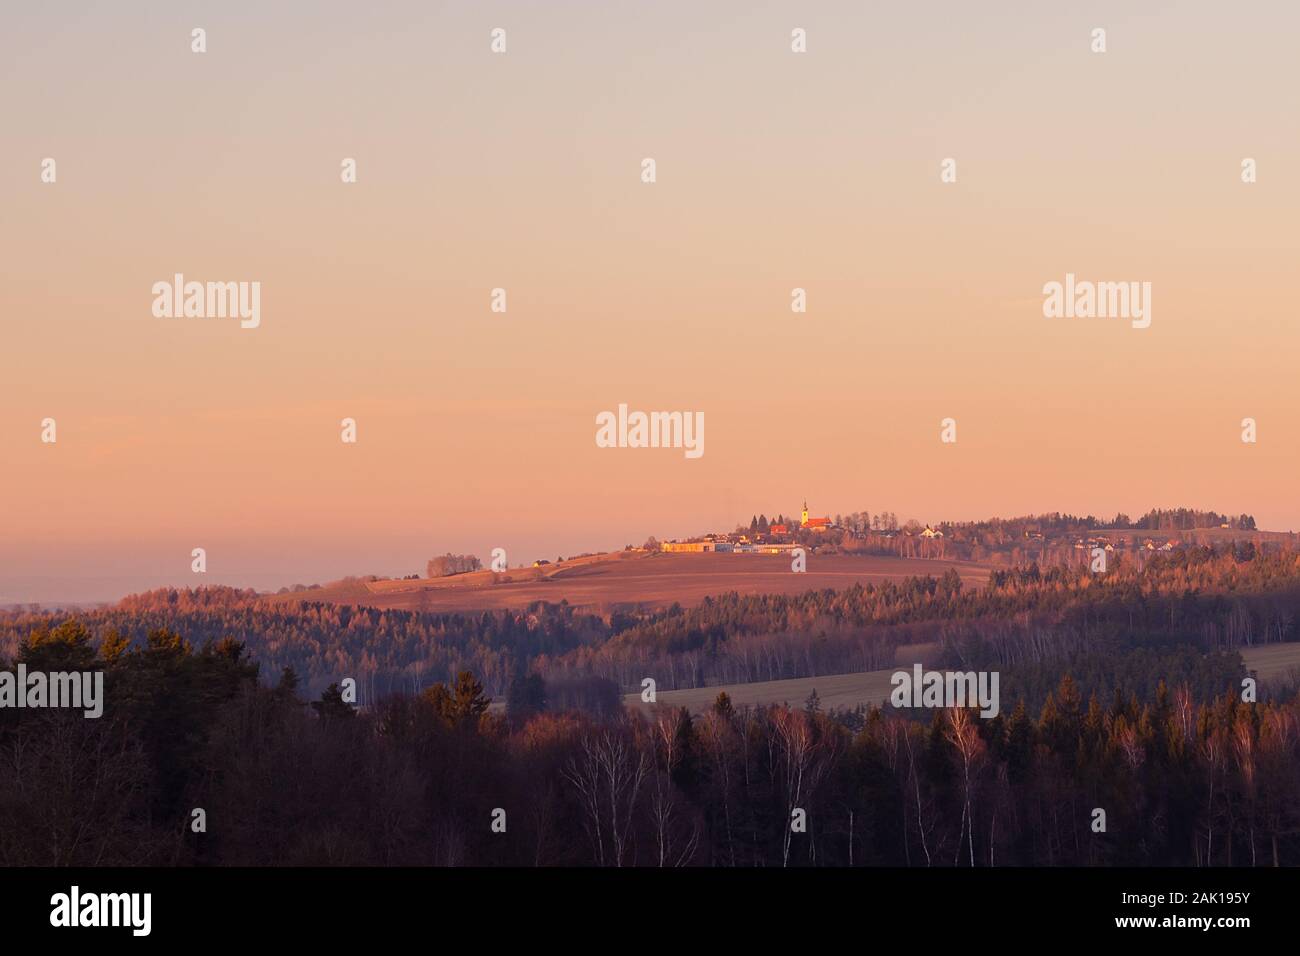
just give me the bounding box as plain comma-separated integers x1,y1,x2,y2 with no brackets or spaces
1,621,1296,866
3,544,1298,701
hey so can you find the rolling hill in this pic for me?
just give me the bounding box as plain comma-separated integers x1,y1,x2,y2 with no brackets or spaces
262,550,995,614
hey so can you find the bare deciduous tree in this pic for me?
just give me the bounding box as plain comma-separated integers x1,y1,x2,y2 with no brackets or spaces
563,727,648,867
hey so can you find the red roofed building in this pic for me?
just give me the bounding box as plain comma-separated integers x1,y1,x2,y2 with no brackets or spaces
801,501,831,531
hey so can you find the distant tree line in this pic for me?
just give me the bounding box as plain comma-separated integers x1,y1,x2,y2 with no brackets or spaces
740,507,1257,539
427,553,482,578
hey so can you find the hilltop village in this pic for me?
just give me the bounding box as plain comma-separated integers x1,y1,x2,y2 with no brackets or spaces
654,505,1273,565
659,501,844,554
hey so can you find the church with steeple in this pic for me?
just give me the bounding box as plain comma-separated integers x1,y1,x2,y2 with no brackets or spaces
801,500,831,531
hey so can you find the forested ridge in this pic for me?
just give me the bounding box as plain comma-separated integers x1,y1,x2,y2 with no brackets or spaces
3,544,1298,699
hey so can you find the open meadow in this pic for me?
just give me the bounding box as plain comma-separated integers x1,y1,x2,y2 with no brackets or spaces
622,641,1300,716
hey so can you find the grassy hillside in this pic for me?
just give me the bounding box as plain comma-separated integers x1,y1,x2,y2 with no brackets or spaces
262,550,994,613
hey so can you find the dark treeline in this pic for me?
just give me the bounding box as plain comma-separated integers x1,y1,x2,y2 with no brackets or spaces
3,545,1300,700
2,621,1297,867
0,591,610,701
937,507,1256,534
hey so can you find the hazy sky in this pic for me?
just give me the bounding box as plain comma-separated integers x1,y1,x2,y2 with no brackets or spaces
3,2,1298,602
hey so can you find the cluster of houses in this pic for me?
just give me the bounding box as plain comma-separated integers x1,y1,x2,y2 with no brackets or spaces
1028,531,1183,554
658,502,949,554
658,506,1196,559
660,501,832,554
659,539,800,554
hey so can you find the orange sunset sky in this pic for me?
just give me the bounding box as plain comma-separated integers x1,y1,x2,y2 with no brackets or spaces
2,2,1299,602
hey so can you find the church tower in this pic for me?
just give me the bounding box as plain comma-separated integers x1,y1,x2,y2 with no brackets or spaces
801,501,809,527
